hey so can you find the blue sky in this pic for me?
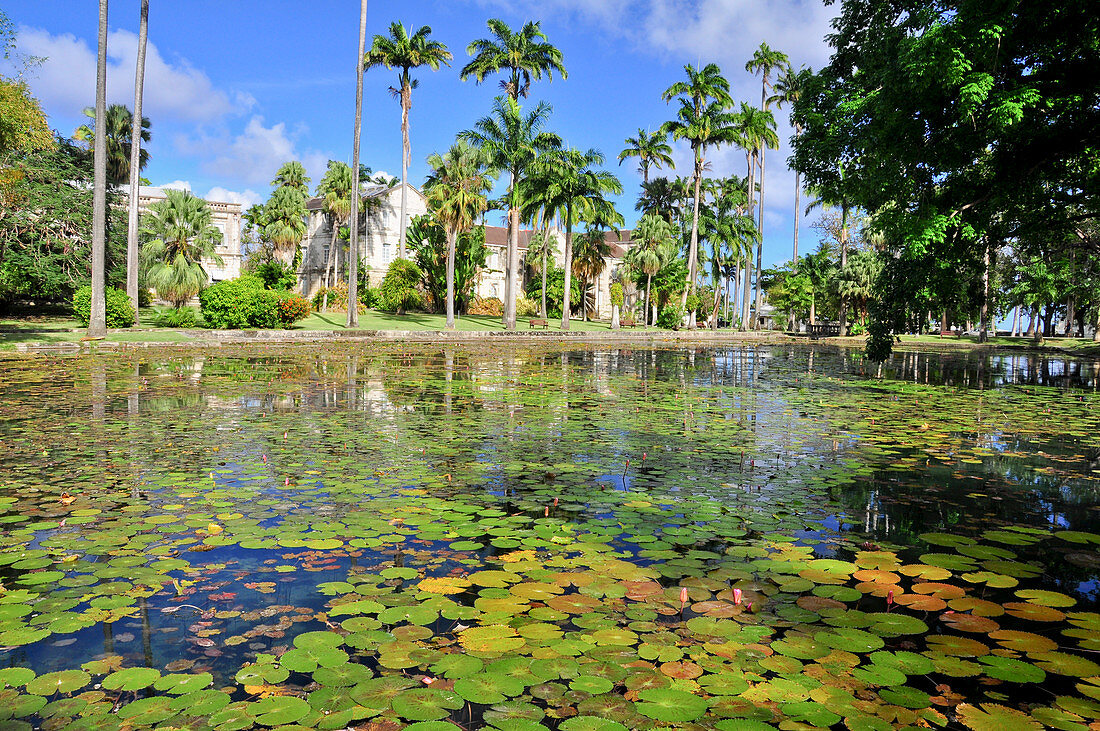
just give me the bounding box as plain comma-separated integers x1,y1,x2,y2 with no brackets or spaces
4,0,839,269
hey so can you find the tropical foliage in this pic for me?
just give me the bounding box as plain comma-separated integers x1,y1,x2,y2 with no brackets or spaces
139,189,222,308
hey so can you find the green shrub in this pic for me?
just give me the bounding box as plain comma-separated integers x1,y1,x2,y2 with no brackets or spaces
153,307,197,328
362,287,379,309
610,282,624,308
516,295,539,318
312,283,368,313
72,285,134,328
277,294,310,326
138,288,153,308
657,303,684,329
199,278,281,329
254,261,297,291
684,293,701,313
377,259,423,313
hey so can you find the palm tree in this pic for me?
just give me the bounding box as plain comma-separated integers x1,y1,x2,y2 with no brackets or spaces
88,0,109,338
424,140,495,329
315,161,353,311
534,147,623,330
733,103,778,330
364,23,452,259
460,19,567,100
517,155,562,318
706,177,755,326
348,0,368,327
271,161,310,196
264,185,307,269
75,104,151,186
572,219,617,321
139,190,223,308
746,43,789,329
661,64,737,325
635,176,684,224
628,214,674,327
461,96,560,329
770,65,811,263
618,128,673,184
125,0,149,325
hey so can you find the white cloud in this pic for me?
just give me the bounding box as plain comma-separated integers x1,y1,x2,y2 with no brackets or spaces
159,180,192,192
176,116,330,188
205,187,263,209
15,26,249,123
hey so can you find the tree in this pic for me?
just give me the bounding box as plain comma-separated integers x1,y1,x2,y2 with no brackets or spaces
139,190,222,309
793,0,1100,360
270,161,310,196
461,96,560,330
0,81,53,156
347,0,367,327
263,161,310,271
89,0,109,338
74,104,151,187
460,19,567,100
636,176,685,224
364,22,452,259
618,128,673,185
572,222,615,321
770,64,811,262
627,214,674,327
533,147,623,330
315,161,354,311
125,0,149,324
424,140,494,329
410,216,488,318
661,63,736,325
733,103,778,329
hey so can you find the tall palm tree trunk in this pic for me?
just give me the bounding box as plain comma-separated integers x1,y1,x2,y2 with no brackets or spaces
89,0,109,338
540,216,549,318
838,206,849,336
346,0,368,328
979,242,991,343
561,207,574,331
754,145,765,330
445,228,457,329
125,0,148,325
504,205,519,330
321,223,339,311
741,260,752,330
682,150,703,331
793,169,801,262
644,274,652,328
398,86,411,259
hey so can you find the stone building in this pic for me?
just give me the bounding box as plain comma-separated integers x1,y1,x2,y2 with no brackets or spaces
300,182,635,319
119,185,243,283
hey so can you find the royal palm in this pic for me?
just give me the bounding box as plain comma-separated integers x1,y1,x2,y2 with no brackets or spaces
365,23,452,259
315,161,354,311
618,128,673,184
461,19,566,100
628,214,675,327
75,103,150,186
424,140,495,329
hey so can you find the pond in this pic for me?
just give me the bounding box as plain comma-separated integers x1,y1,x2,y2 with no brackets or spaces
1,344,1099,731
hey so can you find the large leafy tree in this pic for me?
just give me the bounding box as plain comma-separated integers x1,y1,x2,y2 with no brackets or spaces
572,218,617,322
793,0,1100,359
365,23,452,259
460,19,566,100
74,104,151,187
618,128,673,185
533,147,622,330
461,96,560,330
0,80,52,157
661,64,736,324
139,189,222,309
424,139,495,329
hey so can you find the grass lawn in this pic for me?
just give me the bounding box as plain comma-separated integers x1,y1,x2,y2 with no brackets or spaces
296,310,620,332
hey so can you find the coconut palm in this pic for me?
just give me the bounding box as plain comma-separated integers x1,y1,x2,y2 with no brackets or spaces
460,19,567,100
263,185,307,269
88,0,109,338
517,155,562,318
628,214,674,327
618,128,674,184
461,96,561,329
347,0,368,327
770,65,811,262
661,64,737,324
139,190,223,308
424,140,495,329
364,23,452,259
534,147,623,330
315,161,354,311
75,103,151,187
125,0,150,325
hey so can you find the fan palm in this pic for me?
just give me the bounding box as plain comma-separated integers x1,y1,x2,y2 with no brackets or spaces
140,190,223,309
618,128,673,184
533,147,623,329
365,22,452,258
461,96,561,329
424,140,495,329
460,19,567,100
75,103,151,187
264,185,308,268
315,161,354,311
628,214,675,327
662,64,737,324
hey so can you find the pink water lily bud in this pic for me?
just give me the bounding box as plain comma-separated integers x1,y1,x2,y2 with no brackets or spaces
544,507,549,517
733,588,743,605
679,587,689,606
553,497,559,507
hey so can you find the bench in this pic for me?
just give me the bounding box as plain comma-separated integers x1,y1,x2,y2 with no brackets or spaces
621,316,638,328
808,323,841,339
529,318,549,329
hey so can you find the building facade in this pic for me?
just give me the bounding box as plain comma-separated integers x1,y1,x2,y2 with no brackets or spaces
301,182,635,319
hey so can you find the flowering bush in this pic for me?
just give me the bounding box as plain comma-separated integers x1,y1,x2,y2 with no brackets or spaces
277,294,310,326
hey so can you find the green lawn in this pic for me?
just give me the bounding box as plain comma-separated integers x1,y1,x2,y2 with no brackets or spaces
296,310,620,332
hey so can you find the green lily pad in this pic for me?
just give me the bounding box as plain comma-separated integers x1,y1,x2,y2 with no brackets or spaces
634,688,708,722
